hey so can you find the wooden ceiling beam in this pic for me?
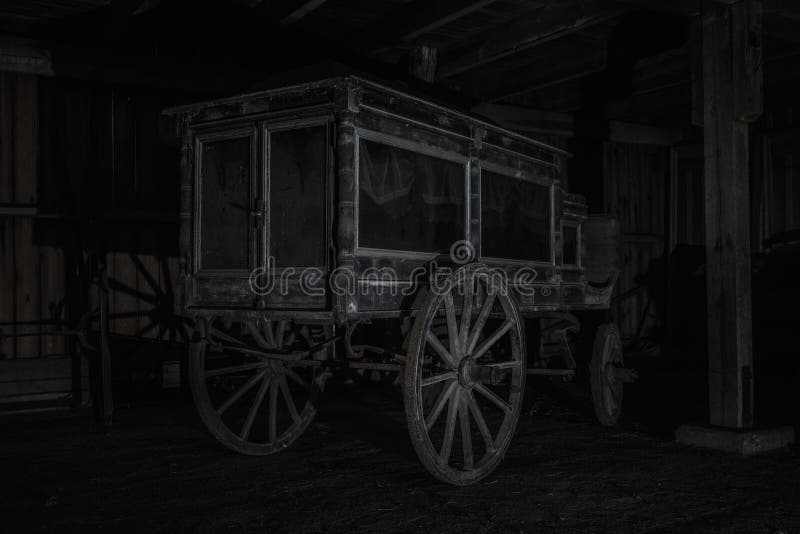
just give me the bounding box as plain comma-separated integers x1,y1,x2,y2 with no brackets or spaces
456,36,608,102
615,0,757,16
437,0,625,79
279,0,329,25
764,0,800,19
395,0,499,42
472,103,575,137
363,0,501,52
484,63,607,102
0,36,53,76
473,102,683,144
614,0,703,15
249,0,329,25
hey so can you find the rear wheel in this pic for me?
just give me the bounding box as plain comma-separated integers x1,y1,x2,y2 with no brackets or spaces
189,318,328,455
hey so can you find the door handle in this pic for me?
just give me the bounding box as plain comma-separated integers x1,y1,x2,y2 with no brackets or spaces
251,199,267,228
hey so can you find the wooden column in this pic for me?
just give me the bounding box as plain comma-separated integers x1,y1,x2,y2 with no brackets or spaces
408,45,437,83
701,0,762,429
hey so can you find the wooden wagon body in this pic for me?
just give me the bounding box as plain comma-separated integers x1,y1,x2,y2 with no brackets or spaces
170,77,615,320
166,77,628,485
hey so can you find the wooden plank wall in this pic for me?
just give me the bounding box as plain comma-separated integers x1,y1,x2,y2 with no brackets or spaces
102,89,183,343
0,355,88,404
603,141,669,340
0,73,184,405
43,81,183,343
0,72,66,362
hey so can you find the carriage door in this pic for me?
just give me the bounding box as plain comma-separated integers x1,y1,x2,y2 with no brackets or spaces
193,126,263,307
263,119,330,309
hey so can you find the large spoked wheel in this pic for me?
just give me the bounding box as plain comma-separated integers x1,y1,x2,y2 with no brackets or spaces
405,265,526,485
189,318,328,455
590,322,624,427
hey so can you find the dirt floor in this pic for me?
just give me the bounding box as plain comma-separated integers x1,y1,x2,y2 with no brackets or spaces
2,381,799,534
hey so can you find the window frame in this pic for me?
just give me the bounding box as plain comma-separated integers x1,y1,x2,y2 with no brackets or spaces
560,220,581,269
262,115,333,270
353,128,471,258
193,125,259,277
478,162,556,267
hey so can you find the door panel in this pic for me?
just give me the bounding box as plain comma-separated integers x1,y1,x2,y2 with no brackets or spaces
268,124,328,267
192,126,262,308
261,119,330,310
199,135,255,270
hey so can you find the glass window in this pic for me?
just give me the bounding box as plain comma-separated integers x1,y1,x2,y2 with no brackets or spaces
358,139,465,253
200,136,252,271
269,125,328,267
481,171,551,261
562,224,578,265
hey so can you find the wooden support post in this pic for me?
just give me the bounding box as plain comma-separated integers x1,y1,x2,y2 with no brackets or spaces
701,0,762,429
96,249,114,427
408,45,437,83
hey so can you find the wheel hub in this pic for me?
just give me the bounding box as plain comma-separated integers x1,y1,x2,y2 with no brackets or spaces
457,358,479,388
267,359,285,374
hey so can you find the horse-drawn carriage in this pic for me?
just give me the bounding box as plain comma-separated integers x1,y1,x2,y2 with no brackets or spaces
166,77,633,485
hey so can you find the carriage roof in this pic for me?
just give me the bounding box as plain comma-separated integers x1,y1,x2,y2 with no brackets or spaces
165,76,570,167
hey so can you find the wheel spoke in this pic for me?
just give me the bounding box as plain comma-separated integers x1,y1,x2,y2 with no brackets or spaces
474,383,512,414
216,369,269,415
425,380,457,430
459,393,473,469
208,326,246,347
206,361,266,378
263,321,277,348
177,321,190,342
276,320,287,349
106,278,159,304
279,376,301,423
284,331,297,348
467,390,495,453
466,290,497,355
208,326,245,347
472,319,515,360
268,378,279,442
299,324,311,342
136,321,158,338
157,324,168,341
443,293,460,357
459,276,474,353
245,321,272,350
159,255,174,297
439,389,459,463
240,376,270,440
285,367,309,388
426,332,457,369
129,253,162,295
481,360,521,370
422,371,456,388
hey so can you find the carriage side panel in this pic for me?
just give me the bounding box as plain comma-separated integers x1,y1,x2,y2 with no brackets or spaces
348,106,473,317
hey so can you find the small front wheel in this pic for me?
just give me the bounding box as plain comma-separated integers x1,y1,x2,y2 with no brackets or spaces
590,322,624,427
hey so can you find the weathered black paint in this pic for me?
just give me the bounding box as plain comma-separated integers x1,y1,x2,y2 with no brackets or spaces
166,77,616,324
